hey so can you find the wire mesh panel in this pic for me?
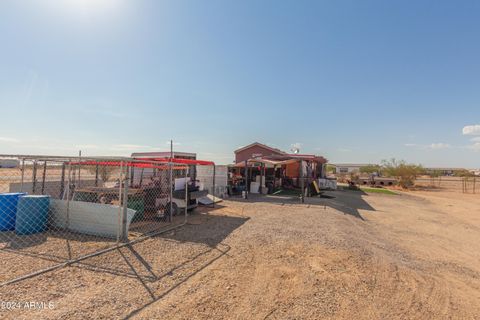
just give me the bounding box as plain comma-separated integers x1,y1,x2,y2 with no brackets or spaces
196,165,228,199
0,155,206,286
126,160,190,237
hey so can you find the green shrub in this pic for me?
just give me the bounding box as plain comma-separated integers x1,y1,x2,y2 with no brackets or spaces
381,158,423,188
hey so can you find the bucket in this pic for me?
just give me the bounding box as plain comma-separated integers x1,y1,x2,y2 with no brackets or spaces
128,196,145,222
0,193,27,231
15,195,50,235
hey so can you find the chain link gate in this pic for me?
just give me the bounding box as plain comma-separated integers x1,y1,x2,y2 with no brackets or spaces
0,155,212,287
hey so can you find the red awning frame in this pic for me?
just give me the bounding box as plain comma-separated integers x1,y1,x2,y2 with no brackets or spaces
133,157,215,166
68,160,188,170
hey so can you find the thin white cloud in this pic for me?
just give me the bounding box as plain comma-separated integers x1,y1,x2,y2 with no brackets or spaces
404,142,451,150
165,141,181,146
428,143,451,150
76,144,101,149
467,142,480,151
337,148,352,152
462,124,480,135
22,69,39,105
0,137,19,143
470,137,480,142
75,99,126,119
109,144,157,151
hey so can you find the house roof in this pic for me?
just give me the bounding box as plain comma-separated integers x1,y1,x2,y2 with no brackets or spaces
131,151,196,158
263,154,328,163
234,142,287,155
331,163,373,168
230,158,296,168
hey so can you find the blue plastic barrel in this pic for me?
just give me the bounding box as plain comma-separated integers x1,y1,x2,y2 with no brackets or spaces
0,193,27,231
15,195,50,235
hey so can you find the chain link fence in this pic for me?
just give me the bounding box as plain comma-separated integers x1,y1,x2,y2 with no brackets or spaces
414,177,478,194
0,155,216,286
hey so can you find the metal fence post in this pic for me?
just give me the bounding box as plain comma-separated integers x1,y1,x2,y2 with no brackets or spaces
32,160,37,194
244,160,248,199
300,160,305,203
41,161,47,195
169,162,173,223
117,161,124,243
185,167,188,223
121,164,130,242
168,140,174,223
95,163,99,187
60,162,66,199
212,165,216,208
20,158,25,192
130,166,135,188
77,150,81,189
66,159,72,238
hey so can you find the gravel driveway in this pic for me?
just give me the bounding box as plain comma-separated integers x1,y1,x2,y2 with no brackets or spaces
1,189,479,319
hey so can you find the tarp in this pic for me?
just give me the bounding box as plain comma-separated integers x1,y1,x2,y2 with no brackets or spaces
198,194,223,205
133,157,215,166
69,160,187,170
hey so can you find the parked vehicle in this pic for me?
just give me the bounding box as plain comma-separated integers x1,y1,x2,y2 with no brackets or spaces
0,159,20,168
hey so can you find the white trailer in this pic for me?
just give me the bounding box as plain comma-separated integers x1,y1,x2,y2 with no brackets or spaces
0,159,20,168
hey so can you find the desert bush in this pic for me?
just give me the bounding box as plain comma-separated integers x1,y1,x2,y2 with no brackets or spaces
381,159,423,188
349,171,360,183
86,165,118,182
359,164,381,175
326,164,336,174
453,169,475,177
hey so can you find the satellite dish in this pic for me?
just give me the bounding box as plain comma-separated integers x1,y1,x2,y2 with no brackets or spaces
291,143,301,154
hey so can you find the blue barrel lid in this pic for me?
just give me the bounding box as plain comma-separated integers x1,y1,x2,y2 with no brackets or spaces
0,192,27,196
20,195,50,198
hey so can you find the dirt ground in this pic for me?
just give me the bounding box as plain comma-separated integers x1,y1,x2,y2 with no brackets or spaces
1,189,480,319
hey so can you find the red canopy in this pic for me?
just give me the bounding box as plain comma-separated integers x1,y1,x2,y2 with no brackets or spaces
69,160,187,169
133,157,215,166
69,157,214,169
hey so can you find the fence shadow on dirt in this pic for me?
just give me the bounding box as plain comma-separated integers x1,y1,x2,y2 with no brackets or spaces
319,190,376,220
0,206,245,286
70,210,247,278
227,190,375,220
0,229,154,268
122,241,231,319
55,211,249,318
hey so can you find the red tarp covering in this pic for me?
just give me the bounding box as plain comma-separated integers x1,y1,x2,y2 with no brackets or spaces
69,157,214,169
68,161,186,169
134,157,215,166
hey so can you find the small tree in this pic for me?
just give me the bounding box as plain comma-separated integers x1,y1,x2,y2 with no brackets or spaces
428,169,443,187
87,165,118,183
454,169,474,177
381,158,423,188
360,165,382,175
349,171,360,183
326,164,336,174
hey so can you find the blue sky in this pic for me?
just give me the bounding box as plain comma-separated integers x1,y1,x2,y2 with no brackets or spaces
0,0,479,167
